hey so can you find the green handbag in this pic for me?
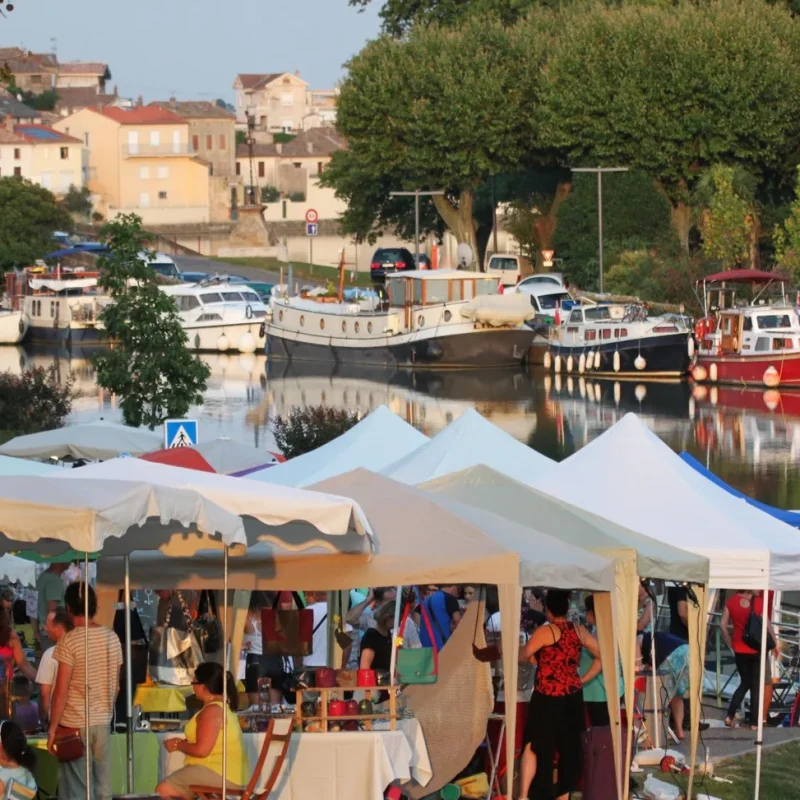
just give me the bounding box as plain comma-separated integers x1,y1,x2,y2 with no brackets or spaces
395,590,439,685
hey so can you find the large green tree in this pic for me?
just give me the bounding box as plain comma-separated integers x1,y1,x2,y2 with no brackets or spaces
0,178,72,271
536,0,800,250
93,215,210,429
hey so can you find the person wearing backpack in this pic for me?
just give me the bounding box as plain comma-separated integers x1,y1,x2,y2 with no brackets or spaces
419,586,461,650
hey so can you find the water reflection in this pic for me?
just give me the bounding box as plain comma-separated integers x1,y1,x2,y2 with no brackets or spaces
8,345,800,506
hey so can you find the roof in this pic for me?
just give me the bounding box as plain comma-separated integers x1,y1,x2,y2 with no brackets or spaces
236,72,283,91
57,62,110,77
704,269,789,284
54,87,117,113
0,128,25,144
149,100,234,120
0,96,39,120
89,105,186,125
235,127,346,159
14,124,81,144
0,49,57,73
139,447,216,473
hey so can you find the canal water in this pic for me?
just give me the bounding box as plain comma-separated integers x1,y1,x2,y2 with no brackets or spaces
8,345,800,509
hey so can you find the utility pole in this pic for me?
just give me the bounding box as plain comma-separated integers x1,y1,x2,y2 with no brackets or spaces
246,113,256,207
571,166,628,293
491,176,499,256
390,189,445,267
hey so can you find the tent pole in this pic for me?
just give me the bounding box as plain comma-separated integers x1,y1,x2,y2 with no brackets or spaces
124,555,134,793
650,598,660,751
222,547,228,796
754,578,770,800
389,585,402,686
84,552,91,800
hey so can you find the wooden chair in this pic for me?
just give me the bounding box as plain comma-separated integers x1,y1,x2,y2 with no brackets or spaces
191,717,293,800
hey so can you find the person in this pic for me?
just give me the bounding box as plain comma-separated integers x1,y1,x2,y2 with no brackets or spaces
36,563,68,651
0,589,14,618
346,587,397,633
359,601,395,672
639,631,693,739
157,662,249,798
10,678,38,734
0,720,36,796
47,582,122,800
667,585,689,642
720,589,778,729
486,588,546,652
637,583,653,633
419,585,461,650
580,595,620,728
243,591,286,707
460,585,476,612
518,589,600,800
36,608,73,724
304,591,351,668
0,606,37,715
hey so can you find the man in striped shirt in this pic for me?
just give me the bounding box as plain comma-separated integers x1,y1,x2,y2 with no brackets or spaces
47,582,122,800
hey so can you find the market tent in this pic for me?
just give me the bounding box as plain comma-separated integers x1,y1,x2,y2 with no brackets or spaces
421,464,710,799
246,405,428,487
99,468,617,800
140,448,216,473
680,451,800,528
0,554,36,587
382,408,553,486
0,420,162,461
0,455,61,476
59,457,372,549
193,437,281,475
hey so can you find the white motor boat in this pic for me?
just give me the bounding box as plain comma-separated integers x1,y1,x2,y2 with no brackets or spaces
0,310,28,345
161,282,268,353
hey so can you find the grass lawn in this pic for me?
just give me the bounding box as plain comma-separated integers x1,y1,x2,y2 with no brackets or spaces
633,742,800,799
214,256,375,288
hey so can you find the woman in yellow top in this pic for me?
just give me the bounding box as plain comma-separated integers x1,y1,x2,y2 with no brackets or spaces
157,662,249,799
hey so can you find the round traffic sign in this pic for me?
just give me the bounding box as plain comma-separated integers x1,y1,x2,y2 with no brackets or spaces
305,209,319,223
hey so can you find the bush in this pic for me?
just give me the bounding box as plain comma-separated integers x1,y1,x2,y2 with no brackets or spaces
273,405,360,459
288,192,306,202
60,185,92,216
273,132,296,144
261,185,280,203
235,130,247,146
0,367,73,436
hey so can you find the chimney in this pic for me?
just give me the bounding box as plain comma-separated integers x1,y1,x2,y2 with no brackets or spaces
306,141,313,154
295,70,301,77
113,84,118,97
136,94,143,107
276,143,282,154
4,115,15,133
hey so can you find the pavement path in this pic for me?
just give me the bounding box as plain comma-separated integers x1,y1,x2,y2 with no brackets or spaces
172,254,284,284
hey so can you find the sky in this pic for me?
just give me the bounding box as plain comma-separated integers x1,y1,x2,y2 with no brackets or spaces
2,0,382,101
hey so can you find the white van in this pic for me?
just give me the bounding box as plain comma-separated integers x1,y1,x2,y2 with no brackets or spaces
486,253,534,287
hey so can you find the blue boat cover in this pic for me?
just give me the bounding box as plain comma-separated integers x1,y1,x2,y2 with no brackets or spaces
679,451,800,528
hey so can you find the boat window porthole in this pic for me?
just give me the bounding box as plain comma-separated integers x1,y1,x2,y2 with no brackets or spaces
320,318,325,330
279,310,283,322
355,321,360,333
444,310,452,322
300,315,305,327
342,320,347,332
367,321,373,333
418,315,424,328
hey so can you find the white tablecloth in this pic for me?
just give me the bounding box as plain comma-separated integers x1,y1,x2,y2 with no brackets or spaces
158,718,432,800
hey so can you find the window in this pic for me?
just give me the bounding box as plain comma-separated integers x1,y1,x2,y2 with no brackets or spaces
206,134,213,150
209,165,214,176
219,135,226,150
755,337,770,352
157,166,168,179
139,166,149,179
235,162,241,176
241,291,260,303
13,167,21,177
568,310,583,324
192,135,199,152
743,317,753,331
197,313,223,322
59,146,68,160
172,131,180,154
538,292,571,310
176,295,201,311
200,292,223,304
31,74,42,85
584,330,597,341
150,131,160,147
282,200,287,219
13,149,20,160
280,93,293,107
84,133,90,148
293,162,301,169
602,329,612,339
222,291,243,302
757,314,792,329
140,192,150,207
619,328,628,337
158,191,168,200
318,161,324,175
258,162,265,178
585,307,611,321
773,338,794,350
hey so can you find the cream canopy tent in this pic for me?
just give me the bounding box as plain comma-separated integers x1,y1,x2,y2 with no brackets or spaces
0,420,162,461
193,438,278,475
99,468,617,800
536,413,800,800
382,408,553,485
247,405,428,486
421,464,710,800
0,454,60,476
0,554,36,587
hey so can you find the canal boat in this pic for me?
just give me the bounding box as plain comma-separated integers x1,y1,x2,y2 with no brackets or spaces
265,269,536,368
690,270,800,388
0,310,28,345
533,298,693,377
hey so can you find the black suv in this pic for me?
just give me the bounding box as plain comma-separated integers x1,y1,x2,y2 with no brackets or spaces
369,247,416,283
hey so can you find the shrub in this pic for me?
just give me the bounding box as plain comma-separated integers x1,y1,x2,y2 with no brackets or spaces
273,406,360,459
288,192,306,203
0,367,73,436
261,185,280,203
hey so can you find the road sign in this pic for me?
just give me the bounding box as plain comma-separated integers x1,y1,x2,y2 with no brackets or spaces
305,209,319,224
541,249,555,268
164,419,198,449
306,222,318,237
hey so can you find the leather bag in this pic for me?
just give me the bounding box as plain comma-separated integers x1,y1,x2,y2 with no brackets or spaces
335,669,358,688
52,726,84,763
396,589,439,685
743,608,776,652
262,591,314,657
195,589,224,656
472,586,501,663
149,592,203,686
315,667,336,688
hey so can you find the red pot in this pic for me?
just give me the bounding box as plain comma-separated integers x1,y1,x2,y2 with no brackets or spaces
357,669,377,687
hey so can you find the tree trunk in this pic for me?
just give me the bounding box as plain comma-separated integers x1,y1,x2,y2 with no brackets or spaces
671,201,692,252
534,181,572,251
433,191,479,268
748,212,761,270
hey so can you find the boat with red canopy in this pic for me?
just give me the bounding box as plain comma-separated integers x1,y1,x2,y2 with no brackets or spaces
691,269,800,387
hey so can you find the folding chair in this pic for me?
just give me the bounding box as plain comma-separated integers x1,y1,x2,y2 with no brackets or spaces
191,716,294,800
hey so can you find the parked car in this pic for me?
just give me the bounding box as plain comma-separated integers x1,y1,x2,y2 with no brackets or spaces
244,281,275,302
369,247,416,283
139,252,180,280
512,273,566,293
413,253,432,270
179,271,210,284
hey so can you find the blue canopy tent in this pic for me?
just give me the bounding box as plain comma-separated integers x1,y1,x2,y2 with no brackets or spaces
680,451,800,528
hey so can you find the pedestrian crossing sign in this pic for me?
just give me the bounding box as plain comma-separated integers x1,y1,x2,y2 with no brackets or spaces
165,419,198,449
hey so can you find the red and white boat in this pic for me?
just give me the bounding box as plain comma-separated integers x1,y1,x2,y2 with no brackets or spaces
691,269,800,388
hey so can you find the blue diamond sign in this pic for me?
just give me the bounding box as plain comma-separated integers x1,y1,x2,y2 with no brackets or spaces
164,419,198,449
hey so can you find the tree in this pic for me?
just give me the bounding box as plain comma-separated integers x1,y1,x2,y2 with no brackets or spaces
0,367,72,439
323,15,555,262
774,167,800,283
273,406,360,459
235,130,247,146
0,177,72,271
60,185,93,217
536,0,800,250
93,214,210,429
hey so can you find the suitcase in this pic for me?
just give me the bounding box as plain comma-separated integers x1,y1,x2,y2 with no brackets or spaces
581,725,623,800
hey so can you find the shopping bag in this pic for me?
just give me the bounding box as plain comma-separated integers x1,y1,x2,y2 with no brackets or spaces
149,592,203,686
262,591,314,657
396,588,438,685
743,609,776,652
195,589,224,657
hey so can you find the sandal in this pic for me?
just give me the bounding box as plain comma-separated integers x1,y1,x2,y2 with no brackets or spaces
724,717,736,728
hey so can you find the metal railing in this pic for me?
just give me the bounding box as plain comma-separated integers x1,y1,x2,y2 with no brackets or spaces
121,143,193,157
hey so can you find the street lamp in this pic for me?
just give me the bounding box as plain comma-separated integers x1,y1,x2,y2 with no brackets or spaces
390,189,445,267
571,166,629,293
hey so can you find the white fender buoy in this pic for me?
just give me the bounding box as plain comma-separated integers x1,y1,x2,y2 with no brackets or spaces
579,377,587,399
613,382,621,406
566,355,574,373
593,351,601,370
710,386,719,406
763,389,781,411
688,337,695,358
237,331,257,354
692,385,708,402
217,333,230,352
688,396,696,418
634,355,646,371
554,354,562,373
544,351,552,370
613,351,621,373
543,374,552,394
709,363,718,382
567,376,574,395
586,351,594,370
594,383,602,402
635,384,647,402
554,374,562,393
578,354,586,374
764,365,780,388
692,364,708,383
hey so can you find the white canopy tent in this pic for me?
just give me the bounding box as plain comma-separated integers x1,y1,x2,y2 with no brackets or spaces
247,405,428,486
0,454,60,476
421,465,710,799
0,554,37,587
98,468,618,800
382,408,553,485
0,420,162,461
536,413,800,800
193,438,278,475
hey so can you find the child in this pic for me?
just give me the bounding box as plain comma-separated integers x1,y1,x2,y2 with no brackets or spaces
10,679,38,735
0,720,36,796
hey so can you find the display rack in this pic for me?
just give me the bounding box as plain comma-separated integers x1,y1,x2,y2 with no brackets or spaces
294,687,398,731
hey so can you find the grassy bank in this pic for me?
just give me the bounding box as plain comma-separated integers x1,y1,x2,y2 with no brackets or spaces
214,257,374,288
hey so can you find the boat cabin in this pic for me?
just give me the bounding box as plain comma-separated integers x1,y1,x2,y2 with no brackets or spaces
386,270,500,307
710,307,800,355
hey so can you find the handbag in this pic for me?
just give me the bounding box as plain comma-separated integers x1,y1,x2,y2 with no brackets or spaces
262,592,314,657
194,590,224,656
315,667,336,688
335,669,358,688
396,588,439,685
149,593,203,686
743,608,776,652
52,726,84,763
472,586,501,663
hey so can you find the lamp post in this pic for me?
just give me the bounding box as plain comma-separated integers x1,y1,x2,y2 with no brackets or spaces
571,166,629,293
390,189,445,267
